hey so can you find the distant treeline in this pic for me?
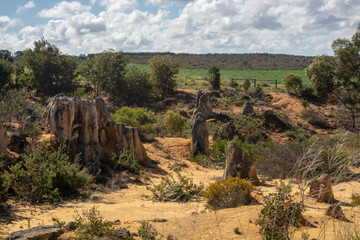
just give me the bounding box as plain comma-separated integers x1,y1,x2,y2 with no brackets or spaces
123,52,314,70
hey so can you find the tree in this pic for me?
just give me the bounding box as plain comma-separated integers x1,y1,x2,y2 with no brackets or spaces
123,66,152,104
305,24,360,130
23,38,77,95
149,55,179,98
283,73,302,94
77,50,126,98
0,60,13,89
208,66,220,90
305,56,336,99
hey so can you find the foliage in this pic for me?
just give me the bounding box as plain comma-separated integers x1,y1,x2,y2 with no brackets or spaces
301,109,330,129
112,107,156,141
145,172,203,202
164,110,186,135
137,221,163,240
70,207,116,239
0,153,8,203
208,66,221,90
77,50,126,98
243,78,251,92
0,59,13,89
117,149,141,174
283,73,302,94
2,142,92,203
123,66,153,104
255,182,305,240
351,193,360,206
301,100,309,110
305,55,336,100
203,177,255,210
149,55,179,97
23,38,77,95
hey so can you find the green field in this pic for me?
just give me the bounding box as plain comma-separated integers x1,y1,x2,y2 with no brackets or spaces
128,63,310,90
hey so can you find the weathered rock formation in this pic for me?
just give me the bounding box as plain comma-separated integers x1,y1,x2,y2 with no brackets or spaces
224,142,259,182
325,203,349,221
262,110,288,132
0,127,7,154
8,135,29,154
191,91,212,157
242,101,254,115
309,174,335,203
192,91,215,122
41,94,150,174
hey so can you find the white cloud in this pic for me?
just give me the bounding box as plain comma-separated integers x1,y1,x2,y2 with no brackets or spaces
16,1,36,14
39,1,91,18
3,0,360,55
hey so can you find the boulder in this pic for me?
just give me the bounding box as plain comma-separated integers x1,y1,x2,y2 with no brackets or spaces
242,101,254,115
191,113,209,157
224,142,259,182
325,203,349,221
8,135,29,154
214,122,236,140
5,225,64,240
309,174,335,203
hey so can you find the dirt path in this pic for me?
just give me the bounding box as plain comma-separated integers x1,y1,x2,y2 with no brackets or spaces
1,137,360,240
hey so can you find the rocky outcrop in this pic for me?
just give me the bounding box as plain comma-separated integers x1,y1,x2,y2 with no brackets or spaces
224,142,259,182
8,135,29,154
41,94,150,173
5,225,64,240
262,110,288,132
242,101,254,115
309,174,335,203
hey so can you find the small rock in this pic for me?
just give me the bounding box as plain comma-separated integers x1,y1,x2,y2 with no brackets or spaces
325,203,350,222
153,218,169,223
64,221,76,232
242,101,254,115
6,225,64,240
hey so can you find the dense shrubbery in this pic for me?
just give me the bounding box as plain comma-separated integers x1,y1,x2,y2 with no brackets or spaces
283,73,303,94
164,110,186,136
301,108,330,129
145,173,203,202
0,59,13,89
256,182,304,240
2,143,92,203
203,177,255,210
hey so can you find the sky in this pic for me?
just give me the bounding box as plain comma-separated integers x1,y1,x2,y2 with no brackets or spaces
1,0,360,56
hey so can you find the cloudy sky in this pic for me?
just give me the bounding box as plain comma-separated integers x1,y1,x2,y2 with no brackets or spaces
1,0,360,56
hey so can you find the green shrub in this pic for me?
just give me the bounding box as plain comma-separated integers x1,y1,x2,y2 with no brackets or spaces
0,59,13,89
208,66,220,90
2,142,92,203
138,221,163,240
145,173,203,202
165,110,186,135
255,182,304,240
229,80,238,88
203,177,255,210
112,107,156,141
117,149,141,174
351,193,360,206
71,207,116,239
243,79,251,92
283,73,303,94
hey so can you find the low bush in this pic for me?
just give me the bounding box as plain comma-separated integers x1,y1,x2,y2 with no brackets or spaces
112,107,156,141
145,173,203,202
203,177,255,210
137,221,163,240
301,109,330,129
70,207,117,239
351,193,360,206
164,110,186,136
243,79,251,92
283,73,303,94
2,142,92,203
255,182,304,240
101,149,140,174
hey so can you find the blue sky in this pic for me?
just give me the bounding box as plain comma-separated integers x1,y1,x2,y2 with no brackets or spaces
1,0,360,56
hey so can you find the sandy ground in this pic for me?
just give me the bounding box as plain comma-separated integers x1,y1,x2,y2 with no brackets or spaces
1,137,360,240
